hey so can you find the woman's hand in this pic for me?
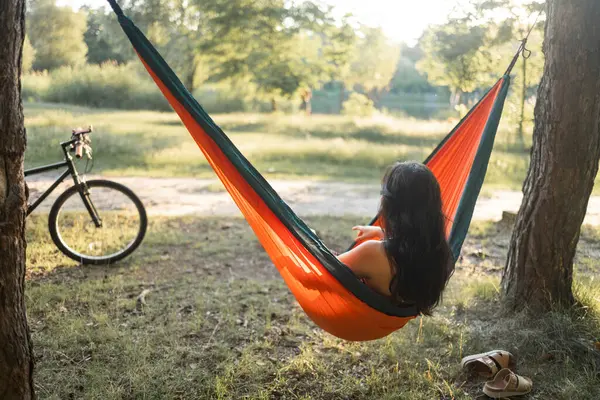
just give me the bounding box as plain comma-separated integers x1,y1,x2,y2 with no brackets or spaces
352,225,384,241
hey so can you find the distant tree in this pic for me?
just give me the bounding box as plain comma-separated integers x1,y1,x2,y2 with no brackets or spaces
252,31,331,114
417,0,545,144
322,16,357,112
200,0,353,113
84,7,128,64
391,43,438,94
288,3,356,114
346,26,401,103
475,0,546,147
22,35,35,73
161,0,213,92
28,0,88,70
417,18,494,106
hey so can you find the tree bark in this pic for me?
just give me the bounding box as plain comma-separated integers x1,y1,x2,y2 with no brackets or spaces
502,0,600,312
0,0,35,398
271,98,278,112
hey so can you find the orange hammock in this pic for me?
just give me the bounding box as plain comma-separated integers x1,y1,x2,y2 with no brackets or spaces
107,1,516,341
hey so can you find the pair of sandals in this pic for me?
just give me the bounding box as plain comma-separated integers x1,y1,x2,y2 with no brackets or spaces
461,350,533,398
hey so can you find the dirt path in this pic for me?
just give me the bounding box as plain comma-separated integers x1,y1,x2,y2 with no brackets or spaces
26,174,600,225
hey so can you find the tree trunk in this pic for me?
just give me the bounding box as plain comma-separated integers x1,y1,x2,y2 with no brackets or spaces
367,88,382,107
516,55,527,150
184,58,196,93
502,0,600,312
450,89,462,109
271,98,278,112
300,89,312,116
338,83,345,114
0,0,35,398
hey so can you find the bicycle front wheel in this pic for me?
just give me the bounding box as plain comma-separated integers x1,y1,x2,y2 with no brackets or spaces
49,179,147,265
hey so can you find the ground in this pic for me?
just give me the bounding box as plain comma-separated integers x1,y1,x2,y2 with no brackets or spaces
24,103,533,188
27,215,600,399
24,103,600,399
26,175,600,226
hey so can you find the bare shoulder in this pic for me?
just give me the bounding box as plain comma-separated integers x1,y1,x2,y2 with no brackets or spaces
356,239,386,257
337,240,388,279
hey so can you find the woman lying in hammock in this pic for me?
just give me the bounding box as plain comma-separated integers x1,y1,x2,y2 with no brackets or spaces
337,161,455,315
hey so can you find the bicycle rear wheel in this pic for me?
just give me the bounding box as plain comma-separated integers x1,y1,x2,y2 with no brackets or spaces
49,179,147,265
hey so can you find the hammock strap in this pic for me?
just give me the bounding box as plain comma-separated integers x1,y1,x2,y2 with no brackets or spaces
106,0,124,17
504,8,544,75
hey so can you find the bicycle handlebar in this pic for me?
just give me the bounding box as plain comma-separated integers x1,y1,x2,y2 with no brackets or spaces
68,125,93,159
72,125,93,136
75,142,84,158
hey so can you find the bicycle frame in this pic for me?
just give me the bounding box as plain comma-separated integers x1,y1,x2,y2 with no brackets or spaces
25,136,102,228
25,161,71,215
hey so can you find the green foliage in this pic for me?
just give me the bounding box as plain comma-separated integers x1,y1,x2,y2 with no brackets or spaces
417,20,495,95
193,82,298,114
28,1,88,71
323,16,357,82
23,63,169,111
391,43,448,96
21,71,51,102
342,93,376,117
346,26,401,100
202,0,354,102
22,35,36,73
84,7,130,65
392,57,435,94
417,1,545,96
416,0,546,147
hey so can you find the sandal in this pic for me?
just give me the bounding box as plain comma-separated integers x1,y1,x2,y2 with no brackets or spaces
461,350,514,378
483,368,533,398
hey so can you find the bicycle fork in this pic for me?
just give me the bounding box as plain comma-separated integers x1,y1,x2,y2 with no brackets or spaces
61,143,103,229
77,182,103,229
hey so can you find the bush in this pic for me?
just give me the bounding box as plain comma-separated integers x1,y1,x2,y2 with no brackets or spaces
21,63,301,114
43,62,170,111
193,83,299,114
194,85,253,114
22,63,169,111
342,93,376,117
22,71,52,102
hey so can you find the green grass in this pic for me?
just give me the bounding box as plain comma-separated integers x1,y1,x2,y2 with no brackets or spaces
24,102,535,189
27,216,600,399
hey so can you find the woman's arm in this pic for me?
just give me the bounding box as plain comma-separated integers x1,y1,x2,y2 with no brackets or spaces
352,225,384,241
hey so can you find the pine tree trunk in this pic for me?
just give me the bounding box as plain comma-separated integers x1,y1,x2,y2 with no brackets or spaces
0,1,35,398
516,56,527,150
502,0,600,311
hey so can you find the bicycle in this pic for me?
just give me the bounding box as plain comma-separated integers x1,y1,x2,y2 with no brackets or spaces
25,126,147,265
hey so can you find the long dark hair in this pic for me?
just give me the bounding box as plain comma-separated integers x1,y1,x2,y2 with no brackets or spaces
379,161,454,315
